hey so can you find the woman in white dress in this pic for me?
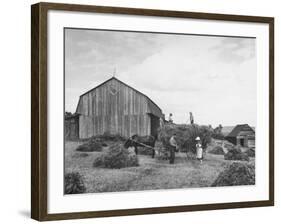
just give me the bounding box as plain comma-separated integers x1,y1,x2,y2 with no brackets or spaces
195,136,203,163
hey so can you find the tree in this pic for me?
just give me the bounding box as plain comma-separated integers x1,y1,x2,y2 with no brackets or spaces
212,124,224,140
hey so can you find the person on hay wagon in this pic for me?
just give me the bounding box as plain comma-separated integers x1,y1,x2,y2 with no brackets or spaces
195,136,203,163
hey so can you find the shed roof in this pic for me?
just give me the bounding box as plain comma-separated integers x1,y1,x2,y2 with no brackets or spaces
78,77,163,118
227,124,255,137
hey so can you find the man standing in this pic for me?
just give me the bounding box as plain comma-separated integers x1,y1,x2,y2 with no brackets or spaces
189,112,194,125
169,134,177,164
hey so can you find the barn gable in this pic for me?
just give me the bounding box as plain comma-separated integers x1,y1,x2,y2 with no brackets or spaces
75,77,163,138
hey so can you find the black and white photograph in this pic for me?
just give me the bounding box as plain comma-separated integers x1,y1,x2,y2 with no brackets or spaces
64,28,256,194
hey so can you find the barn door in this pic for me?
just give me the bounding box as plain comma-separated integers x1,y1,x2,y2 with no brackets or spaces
150,114,160,139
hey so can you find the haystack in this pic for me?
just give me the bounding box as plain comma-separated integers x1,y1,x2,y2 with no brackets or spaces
245,148,255,157
93,143,139,169
211,162,255,186
224,146,249,161
76,139,102,152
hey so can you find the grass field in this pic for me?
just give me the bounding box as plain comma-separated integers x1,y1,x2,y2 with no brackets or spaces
65,140,254,193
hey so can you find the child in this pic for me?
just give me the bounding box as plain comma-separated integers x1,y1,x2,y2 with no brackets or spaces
195,136,203,163
169,134,177,164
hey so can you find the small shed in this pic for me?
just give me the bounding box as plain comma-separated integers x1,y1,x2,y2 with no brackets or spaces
225,124,255,148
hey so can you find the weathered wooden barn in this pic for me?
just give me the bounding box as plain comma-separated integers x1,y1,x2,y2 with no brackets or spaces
68,77,163,139
225,124,255,148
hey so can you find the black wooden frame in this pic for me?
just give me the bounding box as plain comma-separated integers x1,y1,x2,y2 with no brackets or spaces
31,2,274,221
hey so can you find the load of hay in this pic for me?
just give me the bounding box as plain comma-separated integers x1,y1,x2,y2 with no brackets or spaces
154,141,169,160
76,139,102,152
224,146,249,161
93,143,139,169
158,124,212,154
211,162,255,186
208,146,225,155
64,172,86,194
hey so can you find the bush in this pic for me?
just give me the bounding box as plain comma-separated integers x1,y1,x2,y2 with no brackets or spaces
158,123,212,154
224,146,249,161
64,172,86,194
211,162,255,186
76,139,102,152
245,148,255,157
208,146,225,155
93,144,139,169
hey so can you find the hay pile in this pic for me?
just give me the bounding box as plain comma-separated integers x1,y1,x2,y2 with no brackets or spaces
77,133,126,152
211,162,255,186
94,132,126,142
208,146,225,155
64,172,86,194
224,146,249,161
245,148,255,157
93,144,139,169
158,124,212,153
76,139,103,152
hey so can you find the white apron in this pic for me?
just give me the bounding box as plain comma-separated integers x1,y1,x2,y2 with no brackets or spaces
196,143,203,159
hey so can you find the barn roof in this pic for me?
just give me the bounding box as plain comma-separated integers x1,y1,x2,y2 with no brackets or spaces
227,124,255,137
79,77,163,118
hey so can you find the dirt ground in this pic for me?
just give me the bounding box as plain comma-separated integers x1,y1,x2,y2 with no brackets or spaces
65,140,254,193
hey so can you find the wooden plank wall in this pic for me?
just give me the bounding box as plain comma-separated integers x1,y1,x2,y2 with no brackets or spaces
77,79,151,138
64,117,79,140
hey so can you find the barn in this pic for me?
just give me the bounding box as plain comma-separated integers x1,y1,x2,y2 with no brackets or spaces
67,77,163,139
225,124,255,148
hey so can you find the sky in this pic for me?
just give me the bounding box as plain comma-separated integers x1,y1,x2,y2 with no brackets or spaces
65,28,256,127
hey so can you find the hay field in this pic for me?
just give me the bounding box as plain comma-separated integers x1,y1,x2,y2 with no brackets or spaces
65,140,254,193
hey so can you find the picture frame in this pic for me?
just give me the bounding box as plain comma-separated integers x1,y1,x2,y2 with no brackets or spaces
31,2,274,221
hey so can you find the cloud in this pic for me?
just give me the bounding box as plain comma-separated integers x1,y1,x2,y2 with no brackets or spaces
209,37,256,64
65,29,256,126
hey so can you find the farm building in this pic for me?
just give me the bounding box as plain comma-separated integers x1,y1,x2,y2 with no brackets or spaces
225,124,255,148
64,113,79,140
66,77,163,139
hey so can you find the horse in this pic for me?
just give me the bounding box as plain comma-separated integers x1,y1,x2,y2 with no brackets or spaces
124,134,156,158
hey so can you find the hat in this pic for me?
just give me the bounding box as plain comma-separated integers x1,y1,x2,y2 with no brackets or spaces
195,136,200,141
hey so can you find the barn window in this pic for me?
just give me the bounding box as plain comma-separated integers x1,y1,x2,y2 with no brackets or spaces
109,83,119,95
